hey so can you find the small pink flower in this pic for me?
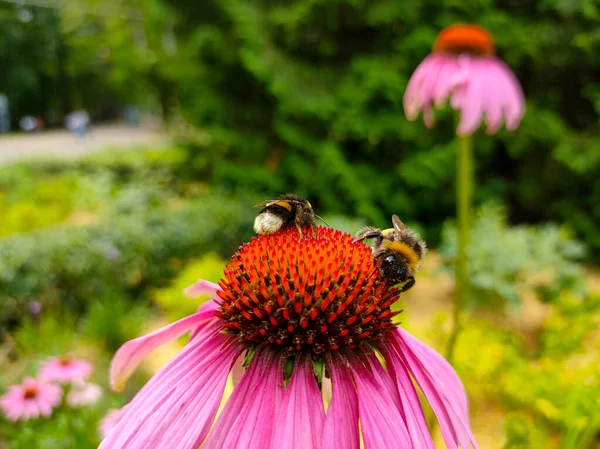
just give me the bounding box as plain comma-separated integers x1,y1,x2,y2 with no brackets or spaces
99,406,128,439
100,229,479,449
404,24,525,136
66,382,102,408
40,354,92,384
0,377,62,421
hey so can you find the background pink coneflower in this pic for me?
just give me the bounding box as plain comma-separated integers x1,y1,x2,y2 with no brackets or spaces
404,24,525,136
0,377,62,421
40,354,93,384
100,228,478,449
66,382,102,408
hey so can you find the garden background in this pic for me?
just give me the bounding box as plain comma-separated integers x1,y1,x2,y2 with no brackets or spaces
1,0,599,448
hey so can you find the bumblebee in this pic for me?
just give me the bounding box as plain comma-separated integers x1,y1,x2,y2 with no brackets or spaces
354,214,426,292
254,194,325,237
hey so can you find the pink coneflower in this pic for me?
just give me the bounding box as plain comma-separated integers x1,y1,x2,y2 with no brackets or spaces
66,382,102,408
40,354,92,384
0,377,62,421
99,406,128,439
101,228,478,449
404,24,525,135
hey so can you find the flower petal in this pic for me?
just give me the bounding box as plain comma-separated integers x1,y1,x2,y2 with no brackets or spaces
391,328,478,449
203,349,285,449
455,56,484,136
493,59,525,130
183,279,221,299
100,325,239,449
271,356,325,449
404,55,436,119
380,344,435,449
322,356,360,449
349,354,413,449
110,307,218,391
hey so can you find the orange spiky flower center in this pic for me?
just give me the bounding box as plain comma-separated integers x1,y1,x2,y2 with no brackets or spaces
433,24,495,56
216,227,401,358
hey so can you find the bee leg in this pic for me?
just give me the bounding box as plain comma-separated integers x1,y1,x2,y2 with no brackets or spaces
295,224,304,240
400,276,416,292
354,228,383,243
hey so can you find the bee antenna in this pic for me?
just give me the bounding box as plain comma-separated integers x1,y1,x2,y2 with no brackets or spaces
315,214,330,227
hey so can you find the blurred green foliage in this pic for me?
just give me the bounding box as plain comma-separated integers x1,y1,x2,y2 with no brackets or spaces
450,291,600,449
4,0,600,260
0,3,121,124
155,0,599,259
81,288,154,352
440,203,586,308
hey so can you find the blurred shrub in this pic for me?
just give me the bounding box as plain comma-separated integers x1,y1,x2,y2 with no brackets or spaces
451,290,600,449
147,0,600,258
0,193,255,330
153,253,227,321
81,288,154,353
0,146,191,237
440,203,586,308
503,412,551,449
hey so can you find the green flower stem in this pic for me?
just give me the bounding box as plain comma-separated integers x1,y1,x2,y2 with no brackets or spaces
446,133,473,363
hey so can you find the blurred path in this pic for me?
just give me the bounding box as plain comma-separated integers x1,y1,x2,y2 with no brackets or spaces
0,124,167,166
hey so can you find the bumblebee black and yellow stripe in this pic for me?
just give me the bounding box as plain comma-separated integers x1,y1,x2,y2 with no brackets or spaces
382,240,420,272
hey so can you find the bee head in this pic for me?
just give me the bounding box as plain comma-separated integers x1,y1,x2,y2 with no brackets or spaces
379,252,412,284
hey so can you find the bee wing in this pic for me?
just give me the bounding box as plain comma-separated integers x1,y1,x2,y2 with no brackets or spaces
263,200,293,211
254,199,286,208
392,214,408,232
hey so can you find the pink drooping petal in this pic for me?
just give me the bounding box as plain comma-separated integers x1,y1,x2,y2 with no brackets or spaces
417,54,453,110
203,350,285,449
455,56,485,136
271,357,325,449
363,352,402,410
322,356,360,449
432,56,462,108
99,406,128,439
100,325,239,449
404,55,438,120
110,307,217,391
183,279,222,299
230,351,246,387
423,106,436,128
349,354,413,449
391,328,478,449
380,345,436,449
492,58,525,130
482,64,504,135
405,54,455,121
